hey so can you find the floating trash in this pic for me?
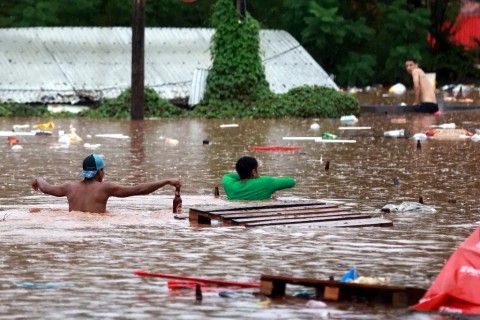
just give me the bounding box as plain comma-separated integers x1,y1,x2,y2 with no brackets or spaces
352,276,390,285
15,282,77,289
430,123,456,129
33,121,54,130
220,124,239,128
471,134,480,142
305,300,328,308
388,83,406,95
384,129,405,138
165,138,179,146
84,143,101,150
340,115,358,123
381,202,437,213
310,123,320,130
322,132,338,139
12,124,30,131
341,267,359,282
7,136,20,145
11,145,23,151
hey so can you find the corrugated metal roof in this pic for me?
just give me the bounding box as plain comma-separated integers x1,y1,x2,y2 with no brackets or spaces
0,27,338,104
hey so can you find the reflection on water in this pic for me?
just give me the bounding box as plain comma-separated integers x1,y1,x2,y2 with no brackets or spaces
1,113,480,319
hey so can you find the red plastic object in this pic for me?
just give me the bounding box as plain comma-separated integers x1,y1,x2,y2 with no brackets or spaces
167,281,209,290
411,227,480,315
250,146,301,151
133,270,260,288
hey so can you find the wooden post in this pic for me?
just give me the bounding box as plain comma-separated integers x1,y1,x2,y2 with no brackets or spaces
131,0,145,120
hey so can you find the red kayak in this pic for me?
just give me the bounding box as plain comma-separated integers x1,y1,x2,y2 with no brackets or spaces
250,146,301,151
133,270,260,288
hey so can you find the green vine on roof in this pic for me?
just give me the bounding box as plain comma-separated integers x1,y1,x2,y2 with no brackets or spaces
202,0,272,108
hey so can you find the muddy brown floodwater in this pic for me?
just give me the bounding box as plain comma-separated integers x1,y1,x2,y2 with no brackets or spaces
1,113,479,319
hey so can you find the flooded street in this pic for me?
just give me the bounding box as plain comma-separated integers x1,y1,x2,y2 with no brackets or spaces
1,113,480,319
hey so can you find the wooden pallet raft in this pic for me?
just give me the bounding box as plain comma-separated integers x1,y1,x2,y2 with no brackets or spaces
188,200,392,228
260,274,426,308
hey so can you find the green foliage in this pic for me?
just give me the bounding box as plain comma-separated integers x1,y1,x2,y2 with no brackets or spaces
203,0,272,108
0,0,215,28
194,85,359,119
270,86,360,118
79,87,184,119
290,0,377,86
0,103,50,117
375,0,431,83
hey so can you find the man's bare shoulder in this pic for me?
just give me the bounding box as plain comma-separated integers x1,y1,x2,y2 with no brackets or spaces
412,68,425,77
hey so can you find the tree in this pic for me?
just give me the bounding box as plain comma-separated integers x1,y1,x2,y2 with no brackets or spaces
203,0,271,106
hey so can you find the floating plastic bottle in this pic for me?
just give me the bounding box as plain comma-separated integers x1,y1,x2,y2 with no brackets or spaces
384,129,405,137
322,132,338,139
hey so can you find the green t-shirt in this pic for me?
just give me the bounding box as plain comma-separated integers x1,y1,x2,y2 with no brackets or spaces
222,172,295,200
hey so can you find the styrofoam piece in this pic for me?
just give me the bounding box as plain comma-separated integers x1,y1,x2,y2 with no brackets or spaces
219,124,239,128
0,131,36,136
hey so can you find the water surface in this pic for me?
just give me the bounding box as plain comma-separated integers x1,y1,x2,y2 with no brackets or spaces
1,113,479,319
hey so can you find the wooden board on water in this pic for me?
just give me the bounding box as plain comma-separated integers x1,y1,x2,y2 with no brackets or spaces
188,201,392,228
260,274,426,307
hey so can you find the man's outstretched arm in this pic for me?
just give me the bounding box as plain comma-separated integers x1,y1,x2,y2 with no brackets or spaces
32,178,70,197
107,178,181,198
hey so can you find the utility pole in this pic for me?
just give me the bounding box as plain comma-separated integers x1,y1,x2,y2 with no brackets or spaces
234,0,246,18
131,0,145,120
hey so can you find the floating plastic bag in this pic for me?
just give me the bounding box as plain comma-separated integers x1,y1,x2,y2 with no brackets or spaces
381,201,436,213
33,121,54,130
412,133,428,140
389,83,406,95
340,115,358,123
341,267,359,282
352,276,390,285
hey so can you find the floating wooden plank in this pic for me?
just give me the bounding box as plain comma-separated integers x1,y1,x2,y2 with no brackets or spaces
232,213,370,226
211,203,339,214
213,205,347,219
188,201,392,228
189,200,328,223
260,274,426,308
190,200,327,215
248,218,393,228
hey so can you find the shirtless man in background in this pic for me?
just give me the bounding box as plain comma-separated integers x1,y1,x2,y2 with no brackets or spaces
32,154,181,213
405,58,438,113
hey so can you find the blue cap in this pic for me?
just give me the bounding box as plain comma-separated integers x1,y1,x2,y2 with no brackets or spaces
80,154,104,179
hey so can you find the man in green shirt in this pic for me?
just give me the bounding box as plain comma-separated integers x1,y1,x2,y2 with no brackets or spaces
222,156,295,200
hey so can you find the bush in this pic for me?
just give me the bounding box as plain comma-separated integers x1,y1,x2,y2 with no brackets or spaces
194,85,359,118
79,87,184,119
0,103,51,117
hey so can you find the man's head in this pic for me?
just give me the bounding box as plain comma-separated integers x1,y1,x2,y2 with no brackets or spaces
405,58,418,74
80,154,104,180
235,156,258,179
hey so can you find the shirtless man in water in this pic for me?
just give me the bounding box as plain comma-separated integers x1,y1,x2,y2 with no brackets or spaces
32,154,181,213
405,58,438,113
